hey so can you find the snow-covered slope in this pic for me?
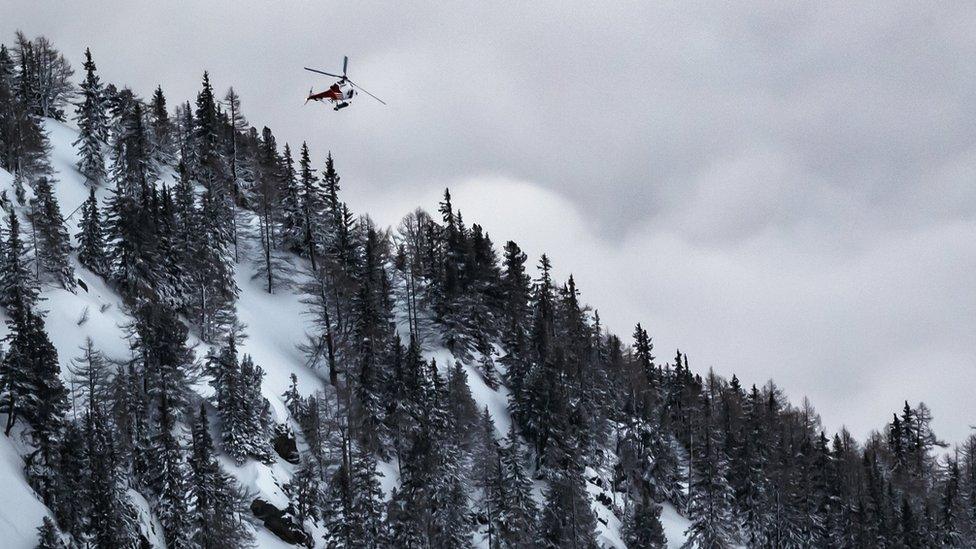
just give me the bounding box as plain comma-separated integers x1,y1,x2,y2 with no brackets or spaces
0,119,692,548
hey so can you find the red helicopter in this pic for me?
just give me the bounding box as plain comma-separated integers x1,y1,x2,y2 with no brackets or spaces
304,56,386,111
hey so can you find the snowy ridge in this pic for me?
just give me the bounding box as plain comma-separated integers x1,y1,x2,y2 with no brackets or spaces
0,119,693,548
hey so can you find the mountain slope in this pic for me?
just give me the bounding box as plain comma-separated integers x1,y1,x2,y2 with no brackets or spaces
0,118,693,548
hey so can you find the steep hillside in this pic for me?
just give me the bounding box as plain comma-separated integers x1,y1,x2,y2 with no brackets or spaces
0,119,693,548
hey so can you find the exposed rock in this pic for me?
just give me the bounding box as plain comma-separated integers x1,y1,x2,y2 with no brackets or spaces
272,424,300,464
251,498,311,546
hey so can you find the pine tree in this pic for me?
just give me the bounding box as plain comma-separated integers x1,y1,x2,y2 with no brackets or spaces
11,33,74,120
940,457,964,546
193,71,226,190
2,37,55,202
348,443,385,547
538,439,598,549
149,85,175,168
75,186,109,275
50,422,86,542
682,397,736,549
151,393,194,549
189,185,238,340
209,336,273,464
28,176,75,288
222,87,248,198
135,301,195,412
239,354,275,462
103,175,147,299
472,408,504,547
0,44,15,172
35,516,64,549
85,404,139,548
109,359,151,485
321,151,342,237
1,305,66,446
190,404,255,548
0,209,39,314
622,496,667,549
498,422,538,547
279,142,304,255
67,336,111,416
252,127,286,293
736,384,772,545
285,457,321,524
297,141,321,270
110,97,152,197
73,48,108,185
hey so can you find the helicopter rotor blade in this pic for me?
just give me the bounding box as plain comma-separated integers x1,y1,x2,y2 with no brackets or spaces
304,67,343,78
347,79,387,105
343,56,348,77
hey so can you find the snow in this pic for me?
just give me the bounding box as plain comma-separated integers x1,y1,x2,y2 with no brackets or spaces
233,256,328,421
0,431,51,549
376,457,400,501
0,118,694,547
129,488,166,547
661,503,693,549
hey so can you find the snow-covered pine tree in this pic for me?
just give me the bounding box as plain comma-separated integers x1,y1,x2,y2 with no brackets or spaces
537,433,598,549
3,303,68,509
28,176,75,289
0,44,15,172
735,384,773,545
1,300,65,434
12,33,74,120
73,48,108,186
50,422,86,542
320,151,342,240
110,359,152,484
35,516,64,549
682,396,737,549
285,456,321,524
149,85,175,169
85,403,139,548
221,87,248,199
150,391,194,549
347,442,385,547
193,72,227,191
75,186,109,275
67,336,112,417
239,354,275,462
621,495,667,549
135,301,195,413
476,330,499,389
278,142,304,255
189,404,255,549
297,141,321,270
3,52,54,203
471,407,504,547
110,97,153,197
939,456,965,546
252,127,289,293
189,184,238,340
298,239,344,385
0,209,39,313
497,421,538,547
208,335,273,464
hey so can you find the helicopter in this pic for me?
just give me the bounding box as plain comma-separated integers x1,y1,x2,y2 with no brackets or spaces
304,56,386,111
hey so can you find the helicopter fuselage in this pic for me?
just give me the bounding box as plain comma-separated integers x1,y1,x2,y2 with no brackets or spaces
307,80,356,109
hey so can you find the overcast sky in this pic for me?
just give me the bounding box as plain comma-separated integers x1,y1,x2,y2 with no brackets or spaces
4,1,975,442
